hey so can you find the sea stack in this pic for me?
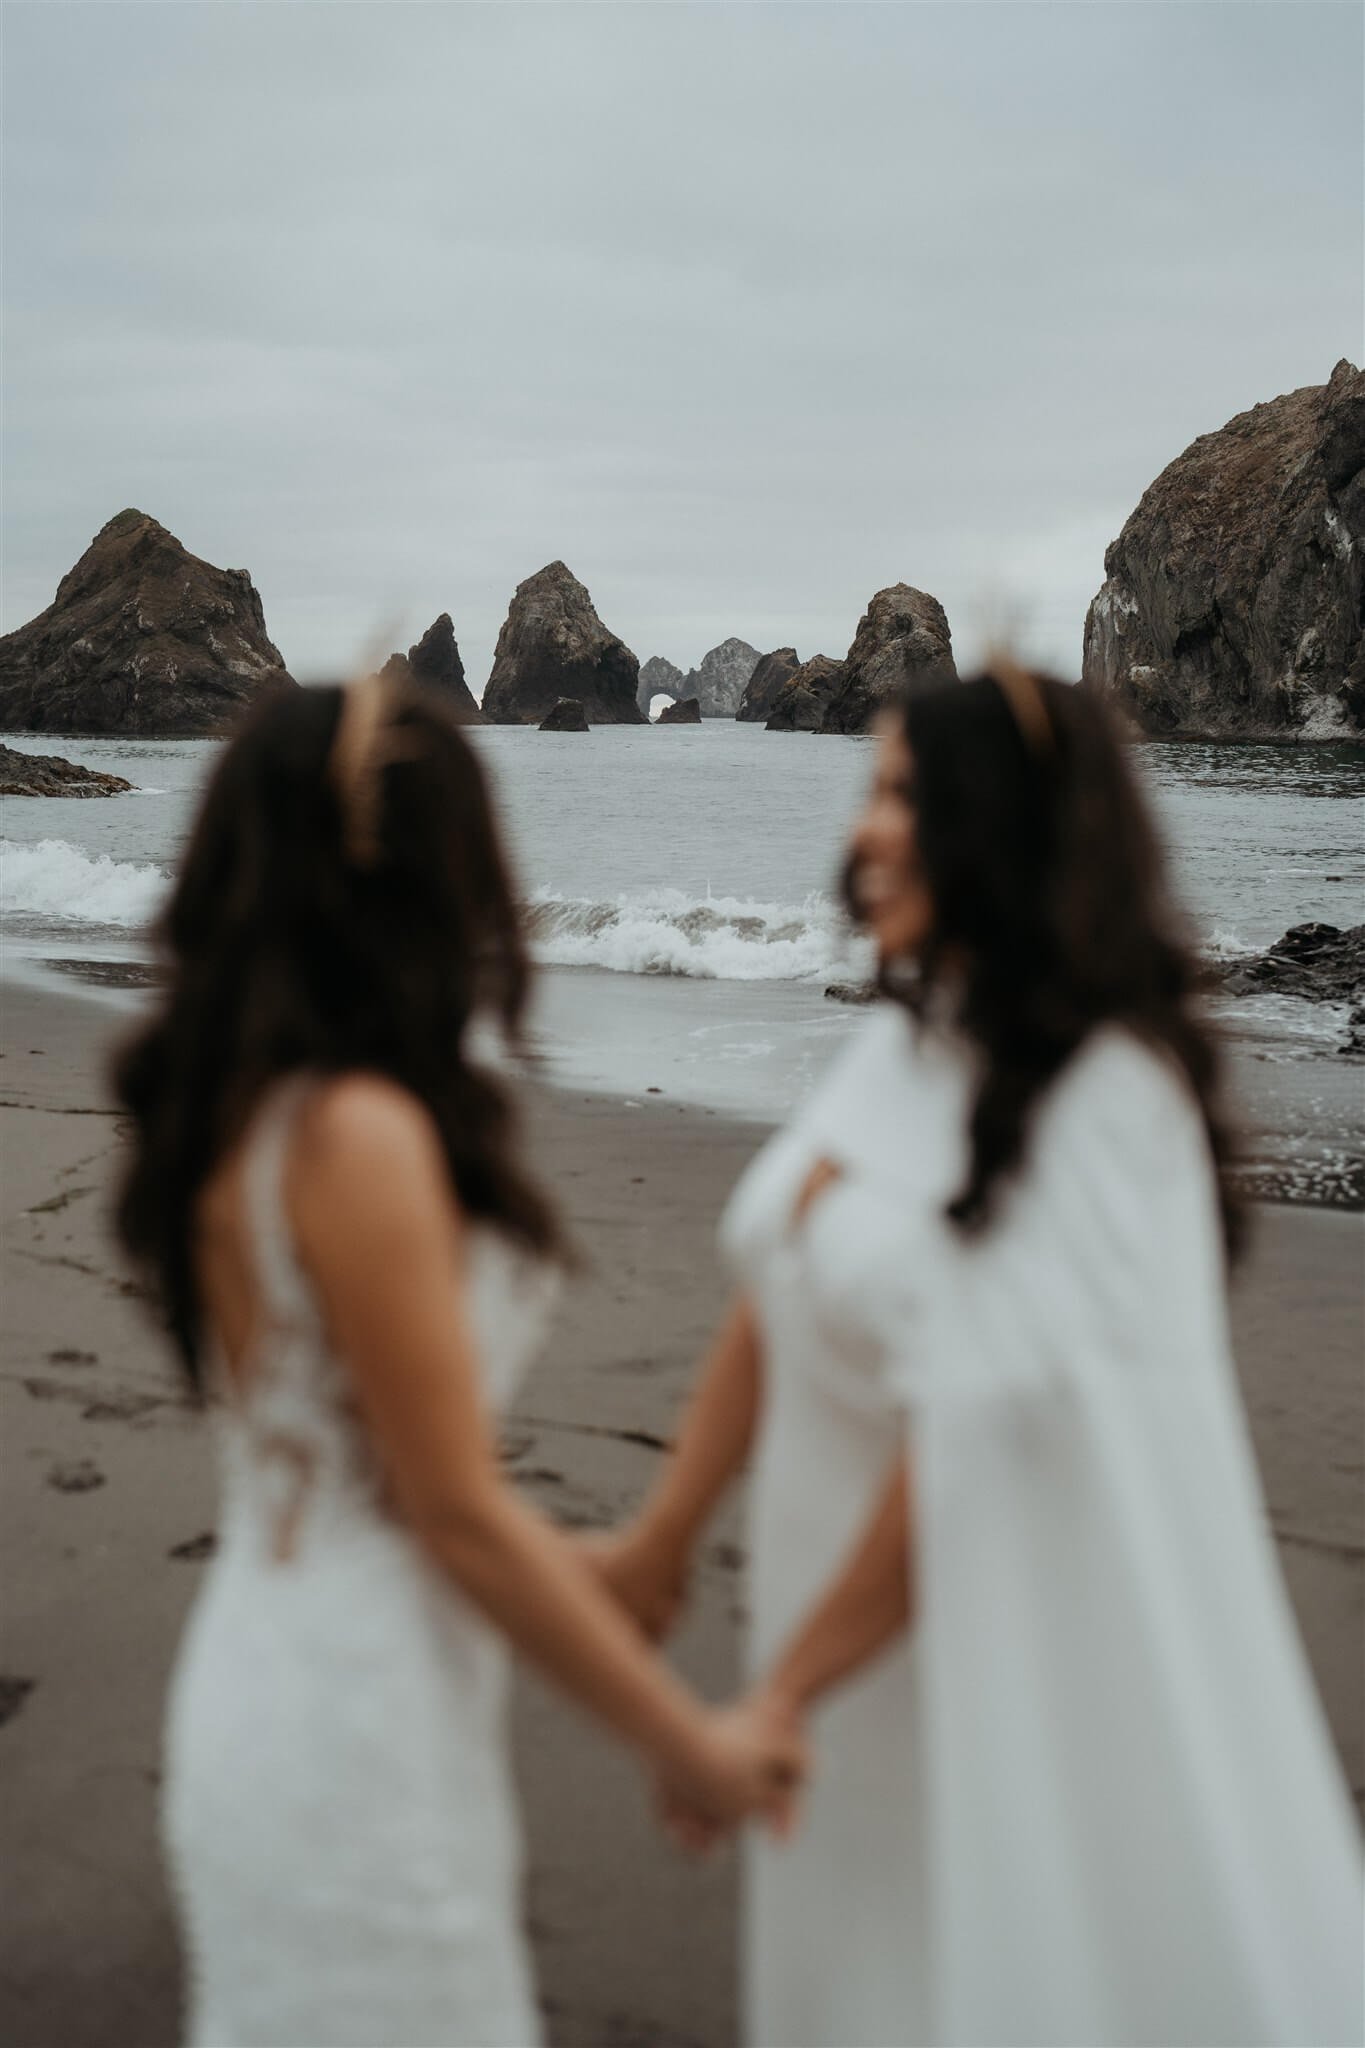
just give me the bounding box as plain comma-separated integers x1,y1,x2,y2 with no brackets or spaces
765,654,846,731
379,613,481,722
538,697,590,731
818,585,957,734
0,509,296,736
1083,360,1365,738
482,562,644,725
638,654,686,717
680,638,761,717
657,696,702,724
736,647,801,722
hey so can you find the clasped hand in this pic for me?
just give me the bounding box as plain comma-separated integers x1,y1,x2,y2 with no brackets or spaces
580,1525,807,1853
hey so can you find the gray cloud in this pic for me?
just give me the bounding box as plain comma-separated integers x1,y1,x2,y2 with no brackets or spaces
4,1,1360,689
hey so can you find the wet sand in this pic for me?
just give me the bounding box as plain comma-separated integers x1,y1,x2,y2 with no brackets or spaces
1,976,1360,2048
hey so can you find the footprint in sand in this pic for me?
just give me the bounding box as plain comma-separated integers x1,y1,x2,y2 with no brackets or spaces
0,1678,36,1727
47,1459,106,1494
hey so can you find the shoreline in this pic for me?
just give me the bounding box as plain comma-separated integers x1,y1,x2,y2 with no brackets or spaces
1,974,1361,2048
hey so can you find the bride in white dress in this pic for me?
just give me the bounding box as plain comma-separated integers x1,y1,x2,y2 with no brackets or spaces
113,675,804,2048
591,664,1363,2048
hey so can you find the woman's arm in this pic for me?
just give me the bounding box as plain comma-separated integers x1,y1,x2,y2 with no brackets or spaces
583,1293,763,1636
289,1076,802,1828
761,1454,915,1712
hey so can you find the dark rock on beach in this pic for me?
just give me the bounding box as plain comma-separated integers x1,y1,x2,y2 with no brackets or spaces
0,743,133,798
1218,922,1365,1008
657,696,702,724
638,654,686,716
539,697,590,732
482,562,644,726
379,613,481,722
680,638,761,718
737,647,801,723
766,654,846,731
1082,360,1365,738
824,980,877,1005
818,584,958,734
0,509,296,736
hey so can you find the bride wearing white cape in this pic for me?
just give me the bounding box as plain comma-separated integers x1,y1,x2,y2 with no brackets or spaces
591,664,1363,2048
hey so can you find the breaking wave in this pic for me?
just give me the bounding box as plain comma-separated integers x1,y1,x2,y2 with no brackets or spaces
1,838,169,928
525,888,860,982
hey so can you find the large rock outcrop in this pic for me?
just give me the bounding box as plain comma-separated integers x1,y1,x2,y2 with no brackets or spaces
482,562,643,725
0,510,296,736
766,655,845,731
680,637,761,717
818,585,957,734
0,742,133,798
657,695,702,725
380,613,481,721
737,647,801,722
638,654,686,716
1082,361,1365,738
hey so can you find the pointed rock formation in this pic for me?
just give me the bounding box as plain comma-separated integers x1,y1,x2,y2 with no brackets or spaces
657,696,702,724
0,509,296,736
1083,360,1365,738
818,585,957,734
680,637,761,717
766,655,846,731
482,562,643,725
737,647,801,722
638,654,685,716
539,698,589,732
379,613,481,722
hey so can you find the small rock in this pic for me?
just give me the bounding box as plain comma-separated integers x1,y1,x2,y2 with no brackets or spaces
168,1533,217,1562
0,1677,36,1728
656,696,702,725
538,697,590,732
824,981,877,1005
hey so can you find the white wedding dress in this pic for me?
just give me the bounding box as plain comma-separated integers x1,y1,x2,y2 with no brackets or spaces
723,1004,1363,2048
163,1079,556,2048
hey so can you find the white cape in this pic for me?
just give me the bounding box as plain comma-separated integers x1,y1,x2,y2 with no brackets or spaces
732,1007,1362,2047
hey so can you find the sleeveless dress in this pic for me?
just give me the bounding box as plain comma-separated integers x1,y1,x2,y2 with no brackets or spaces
723,1004,1362,2048
162,1080,557,2048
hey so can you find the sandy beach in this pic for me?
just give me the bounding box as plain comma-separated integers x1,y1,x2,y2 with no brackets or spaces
1,973,1361,2048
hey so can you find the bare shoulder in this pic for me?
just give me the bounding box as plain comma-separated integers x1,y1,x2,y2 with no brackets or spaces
291,1073,451,1213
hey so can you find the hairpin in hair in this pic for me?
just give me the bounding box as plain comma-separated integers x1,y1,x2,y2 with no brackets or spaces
986,650,1054,758
329,672,409,867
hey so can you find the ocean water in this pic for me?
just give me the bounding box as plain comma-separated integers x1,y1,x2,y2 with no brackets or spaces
2,723,1363,1131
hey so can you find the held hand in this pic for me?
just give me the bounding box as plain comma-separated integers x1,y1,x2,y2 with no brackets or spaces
657,1690,808,1853
578,1524,691,1642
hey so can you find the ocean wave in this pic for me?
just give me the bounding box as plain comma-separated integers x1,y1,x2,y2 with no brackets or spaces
0,838,168,928
525,888,862,982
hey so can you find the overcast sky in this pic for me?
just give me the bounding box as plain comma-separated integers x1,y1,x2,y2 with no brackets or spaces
3,2,1361,691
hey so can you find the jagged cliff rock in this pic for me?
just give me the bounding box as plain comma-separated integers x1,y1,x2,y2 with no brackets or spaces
680,637,761,717
379,613,481,721
638,654,685,716
1082,361,1365,738
0,742,133,797
482,562,643,726
538,697,589,731
737,647,801,722
657,695,702,724
818,585,957,734
766,655,845,731
0,510,296,736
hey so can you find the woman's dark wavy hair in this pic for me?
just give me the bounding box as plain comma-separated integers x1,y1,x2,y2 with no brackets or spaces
846,667,1242,1259
113,680,563,1387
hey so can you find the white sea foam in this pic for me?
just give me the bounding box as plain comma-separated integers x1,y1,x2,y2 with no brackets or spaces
526,887,862,983
0,838,168,928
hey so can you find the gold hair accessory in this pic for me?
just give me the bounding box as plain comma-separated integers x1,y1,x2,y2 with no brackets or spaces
986,650,1054,758
329,672,412,867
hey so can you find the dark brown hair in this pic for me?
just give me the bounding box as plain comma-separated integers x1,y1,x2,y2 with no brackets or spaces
113,681,562,1385
849,668,1242,1257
